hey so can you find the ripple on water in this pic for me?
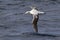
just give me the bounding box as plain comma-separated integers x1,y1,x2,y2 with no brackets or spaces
2,32,58,38
21,32,58,37
0,0,60,40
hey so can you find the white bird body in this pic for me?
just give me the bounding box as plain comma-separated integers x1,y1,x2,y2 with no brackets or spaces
25,7,45,33
30,9,39,15
25,8,45,16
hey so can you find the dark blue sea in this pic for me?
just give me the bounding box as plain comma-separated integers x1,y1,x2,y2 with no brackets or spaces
0,0,60,40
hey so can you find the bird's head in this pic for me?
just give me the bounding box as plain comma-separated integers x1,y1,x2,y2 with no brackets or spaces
30,6,38,10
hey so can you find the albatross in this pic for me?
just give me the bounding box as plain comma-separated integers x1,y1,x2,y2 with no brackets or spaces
25,7,45,33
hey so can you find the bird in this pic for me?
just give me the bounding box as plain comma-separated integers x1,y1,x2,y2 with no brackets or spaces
25,6,45,33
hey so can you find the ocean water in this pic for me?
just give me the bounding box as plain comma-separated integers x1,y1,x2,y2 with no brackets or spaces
0,0,60,40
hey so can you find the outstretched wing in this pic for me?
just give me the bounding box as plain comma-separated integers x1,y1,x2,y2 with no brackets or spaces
38,11,45,15
25,11,30,14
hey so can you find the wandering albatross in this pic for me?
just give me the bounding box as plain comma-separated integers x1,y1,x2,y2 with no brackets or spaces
25,7,45,33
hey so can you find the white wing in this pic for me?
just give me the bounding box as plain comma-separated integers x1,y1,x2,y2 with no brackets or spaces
38,11,45,15
25,11,30,14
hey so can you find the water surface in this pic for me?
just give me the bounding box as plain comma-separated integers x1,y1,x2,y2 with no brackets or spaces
0,0,60,40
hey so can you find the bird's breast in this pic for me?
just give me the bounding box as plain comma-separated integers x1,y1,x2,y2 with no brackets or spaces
30,9,39,15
